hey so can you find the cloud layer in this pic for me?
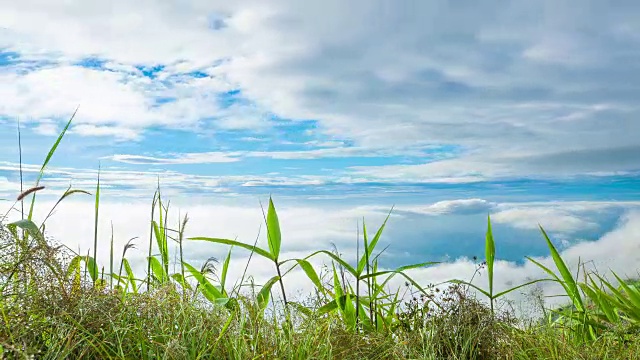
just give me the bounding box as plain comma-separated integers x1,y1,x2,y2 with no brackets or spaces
1,0,639,182
1,1,639,317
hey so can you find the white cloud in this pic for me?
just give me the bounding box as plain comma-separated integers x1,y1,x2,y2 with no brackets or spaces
72,124,142,141
110,152,241,165
492,207,597,233
0,0,637,179
397,199,495,216
398,210,640,314
31,119,59,136
1,194,639,317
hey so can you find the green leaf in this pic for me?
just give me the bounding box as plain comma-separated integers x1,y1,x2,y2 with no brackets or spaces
612,272,640,310
9,219,45,243
527,256,586,320
66,255,83,279
266,197,282,259
295,259,325,294
580,283,618,323
92,167,101,285
84,256,99,282
317,296,347,315
305,250,357,278
486,214,495,297
148,256,168,284
357,210,392,275
449,279,492,299
123,258,138,293
332,262,343,300
171,273,190,290
385,288,401,327
190,237,275,261
152,218,169,276
372,267,431,297
257,275,281,311
220,247,232,296
538,225,584,311
289,301,313,317
344,291,357,329
28,108,77,221
360,261,437,280
183,261,225,302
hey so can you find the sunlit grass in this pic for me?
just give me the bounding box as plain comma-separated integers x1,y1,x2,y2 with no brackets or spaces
0,113,639,359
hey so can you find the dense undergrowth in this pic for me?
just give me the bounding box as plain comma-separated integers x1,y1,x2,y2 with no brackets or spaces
1,113,639,359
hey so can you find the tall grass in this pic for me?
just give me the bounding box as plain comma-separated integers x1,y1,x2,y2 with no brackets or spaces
0,113,639,359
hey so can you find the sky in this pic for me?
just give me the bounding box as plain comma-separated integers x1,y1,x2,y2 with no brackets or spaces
1,0,640,312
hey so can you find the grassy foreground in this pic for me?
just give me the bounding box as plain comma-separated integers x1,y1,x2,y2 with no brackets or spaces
1,114,639,359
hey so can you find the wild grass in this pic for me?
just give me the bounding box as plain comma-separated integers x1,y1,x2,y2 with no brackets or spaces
0,114,639,359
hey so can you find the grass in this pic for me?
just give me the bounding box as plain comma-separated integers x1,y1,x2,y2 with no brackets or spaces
0,113,639,359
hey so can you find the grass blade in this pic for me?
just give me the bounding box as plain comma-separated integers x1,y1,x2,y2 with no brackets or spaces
539,225,584,311
190,237,274,261
122,258,138,293
92,166,100,285
486,214,495,302
266,197,282,260
28,107,78,222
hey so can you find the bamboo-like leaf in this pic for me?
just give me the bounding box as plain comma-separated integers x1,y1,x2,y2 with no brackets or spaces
305,250,357,277
289,301,313,317
84,256,99,282
360,261,437,280
317,295,349,315
594,273,640,321
122,258,138,293
171,273,191,290
539,225,584,311
332,262,343,300
92,167,100,285
344,291,357,329
152,219,169,278
357,210,392,275
580,283,618,323
486,214,495,299
266,197,282,259
295,259,325,293
190,237,275,261
526,256,578,307
9,219,45,244
372,267,431,296
66,255,83,279
66,255,83,297
257,275,280,311
148,256,168,284
384,287,401,327
220,247,232,295
109,224,114,290
612,272,640,310
183,261,225,305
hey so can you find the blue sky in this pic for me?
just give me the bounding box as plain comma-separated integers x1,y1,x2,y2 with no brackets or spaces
1,0,640,307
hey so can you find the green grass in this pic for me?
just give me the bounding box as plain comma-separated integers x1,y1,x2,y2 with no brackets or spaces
0,113,639,359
